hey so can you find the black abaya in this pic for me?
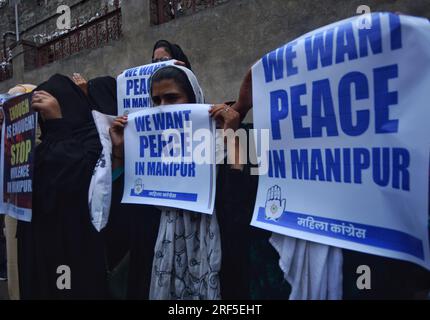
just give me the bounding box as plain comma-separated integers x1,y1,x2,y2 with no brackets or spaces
17,74,107,299
87,76,118,116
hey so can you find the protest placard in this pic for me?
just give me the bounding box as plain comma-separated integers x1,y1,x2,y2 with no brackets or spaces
0,93,37,221
251,13,430,269
122,104,216,214
116,60,175,116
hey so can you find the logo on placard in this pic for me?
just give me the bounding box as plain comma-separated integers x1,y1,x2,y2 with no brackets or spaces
134,178,143,195
265,185,286,221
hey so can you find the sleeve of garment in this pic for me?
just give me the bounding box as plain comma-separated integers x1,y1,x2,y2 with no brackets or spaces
33,119,102,216
38,119,101,171
215,165,257,299
43,118,74,140
215,126,260,299
112,166,124,182
216,164,258,231
220,167,251,221
216,124,259,227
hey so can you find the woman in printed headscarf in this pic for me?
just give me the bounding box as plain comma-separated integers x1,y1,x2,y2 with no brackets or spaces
17,74,107,299
110,65,255,299
92,41,194,299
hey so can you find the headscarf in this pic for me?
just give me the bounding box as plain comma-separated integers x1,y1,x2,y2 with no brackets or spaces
87,76,118,116
148,65,221,300
33,74,102,216
6,84,41,145
152,40,192,70
8,84,36,95
150,65,203,103
36,74,95,139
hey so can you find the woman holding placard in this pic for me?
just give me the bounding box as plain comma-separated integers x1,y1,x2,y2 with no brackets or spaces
110,65,256,299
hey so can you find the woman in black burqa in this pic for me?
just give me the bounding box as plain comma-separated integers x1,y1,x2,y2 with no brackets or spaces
86,75,138,284
17,74,107,299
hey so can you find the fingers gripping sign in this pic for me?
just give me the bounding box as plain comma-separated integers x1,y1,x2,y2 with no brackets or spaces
265,185,286,221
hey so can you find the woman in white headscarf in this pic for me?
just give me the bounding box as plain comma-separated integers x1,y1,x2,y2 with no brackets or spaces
110,65,253,299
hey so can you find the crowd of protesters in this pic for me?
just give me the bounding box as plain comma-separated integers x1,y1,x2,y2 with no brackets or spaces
0,38,429,300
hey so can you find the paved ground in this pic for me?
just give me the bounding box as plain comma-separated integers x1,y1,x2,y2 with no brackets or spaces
0,281,9,300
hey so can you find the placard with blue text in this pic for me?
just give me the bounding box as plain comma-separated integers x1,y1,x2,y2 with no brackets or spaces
122,104,216,214
116,60,175,116
251,13,430,269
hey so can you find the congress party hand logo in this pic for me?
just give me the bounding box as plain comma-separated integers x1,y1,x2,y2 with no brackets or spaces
134,178,143,195
265,185,286,221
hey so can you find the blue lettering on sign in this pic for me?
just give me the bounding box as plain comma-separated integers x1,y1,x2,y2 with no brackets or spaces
325,148,341,182
139,134,169,158
305,29,334,71
268,64,399,140
372,148,390,187
312,79,338,137
126,78,150,96
291,149,309,180
131,188,198,202
389,13,402,50
131,97,150,108
392,148,410,191
374,65,399,134
310,149,325,181
286,41,299,76
256,208,424,260
270,90,288,140
289,148,410,191
146,161,196,177
268,150,286,178
336,22,358,64
262,47,285,83
262,42,299,83
359,13,383,57
291,84,310,139
338,71,370,137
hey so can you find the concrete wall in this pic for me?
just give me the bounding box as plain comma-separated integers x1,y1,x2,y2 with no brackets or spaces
1,0,430,121
0,0,120,43
21,0,105,42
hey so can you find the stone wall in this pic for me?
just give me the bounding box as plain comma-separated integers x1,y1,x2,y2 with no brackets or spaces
0,0,120,44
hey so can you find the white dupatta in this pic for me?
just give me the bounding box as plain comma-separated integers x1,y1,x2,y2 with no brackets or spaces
149,66,222,300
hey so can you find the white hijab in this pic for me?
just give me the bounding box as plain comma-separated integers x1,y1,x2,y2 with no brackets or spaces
149,65,222,300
